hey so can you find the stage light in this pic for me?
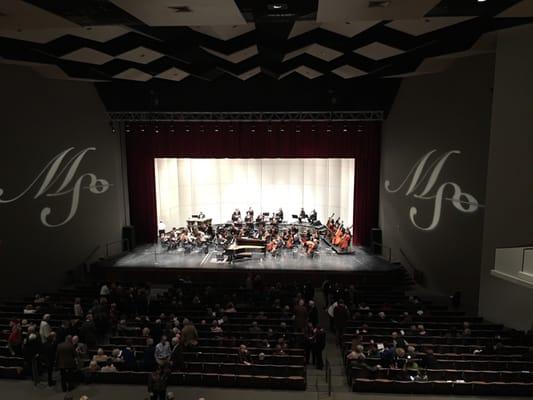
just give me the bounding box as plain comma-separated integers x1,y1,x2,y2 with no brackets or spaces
155,125,160,134
295,125,301,133
250,125,256,133
280,127,285,133
140,125,145,132
170,126,175,133
125,123,131,133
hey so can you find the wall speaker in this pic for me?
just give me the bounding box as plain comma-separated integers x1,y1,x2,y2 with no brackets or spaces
371,228,382,254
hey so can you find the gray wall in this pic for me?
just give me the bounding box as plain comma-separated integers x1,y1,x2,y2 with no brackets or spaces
380,55,495,310
478,25,533,330
0,65,126,296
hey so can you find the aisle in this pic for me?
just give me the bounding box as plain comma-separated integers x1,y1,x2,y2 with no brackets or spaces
306,289,351,395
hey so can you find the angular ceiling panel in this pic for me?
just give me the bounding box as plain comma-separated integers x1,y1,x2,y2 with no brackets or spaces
317,0,441,22
354,42,405,60
191,24,255,40
109,0,246,26
386,17,475,36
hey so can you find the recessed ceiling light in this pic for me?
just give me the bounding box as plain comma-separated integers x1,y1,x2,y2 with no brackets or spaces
169,6,192,12
268,3,288,11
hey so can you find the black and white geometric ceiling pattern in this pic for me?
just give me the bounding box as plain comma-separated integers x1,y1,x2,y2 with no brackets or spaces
1,0,532,82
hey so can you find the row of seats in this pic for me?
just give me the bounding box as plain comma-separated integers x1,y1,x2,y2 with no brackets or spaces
350,367,533,383
352,378,533,396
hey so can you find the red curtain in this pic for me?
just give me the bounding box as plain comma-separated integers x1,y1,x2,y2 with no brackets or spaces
125,121,380,246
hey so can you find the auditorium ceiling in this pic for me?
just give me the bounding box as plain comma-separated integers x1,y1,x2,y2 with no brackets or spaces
1,0,532,85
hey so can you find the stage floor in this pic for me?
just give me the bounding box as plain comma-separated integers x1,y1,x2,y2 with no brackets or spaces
112,242,394,272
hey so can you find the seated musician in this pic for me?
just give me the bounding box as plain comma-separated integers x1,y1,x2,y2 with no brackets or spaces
198,211,205,219
298,207,306,223
168,227,178,250
309,209,317,223
276,208,284,222
245,207,254,223
340,229,352,250
231,208,241,223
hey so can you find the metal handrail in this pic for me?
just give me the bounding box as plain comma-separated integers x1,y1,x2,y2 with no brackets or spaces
108,110,385,122
325,358,332,396
399,247,424,285
521,247,533,272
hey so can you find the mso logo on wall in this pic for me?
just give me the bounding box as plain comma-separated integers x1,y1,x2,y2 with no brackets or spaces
384,150,482,231
0,147,110,227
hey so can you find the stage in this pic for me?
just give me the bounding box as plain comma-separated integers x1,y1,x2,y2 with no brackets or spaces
110,242,394,272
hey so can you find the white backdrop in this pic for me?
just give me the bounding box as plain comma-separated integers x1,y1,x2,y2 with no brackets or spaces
154,158,354,228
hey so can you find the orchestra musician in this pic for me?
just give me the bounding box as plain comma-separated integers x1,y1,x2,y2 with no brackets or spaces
298,208,307,223
340,229,352,250
245,207,254,223
198,211,205,219
309,209,317,223
276,208,284,222
158,220,166,237
231,208,241,223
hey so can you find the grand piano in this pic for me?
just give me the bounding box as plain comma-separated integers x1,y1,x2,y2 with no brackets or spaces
224,237,266,262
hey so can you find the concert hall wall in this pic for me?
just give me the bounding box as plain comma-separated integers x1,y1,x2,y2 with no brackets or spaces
380,55,494,311
125,121,381,246
0,65,127,296
478,25,533,331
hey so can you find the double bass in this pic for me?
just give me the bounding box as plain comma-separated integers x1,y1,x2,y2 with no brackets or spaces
333,224,344,246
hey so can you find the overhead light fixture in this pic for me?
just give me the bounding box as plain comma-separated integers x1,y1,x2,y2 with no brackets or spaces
168,6,192,12
268,3,288,11
368,0,391,8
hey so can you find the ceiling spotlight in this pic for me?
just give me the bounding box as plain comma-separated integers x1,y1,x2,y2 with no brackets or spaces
268,3,288,10
368,0,391,8
477,0,487,2
140,125,145,132
154,126,159,133
170,126,175,133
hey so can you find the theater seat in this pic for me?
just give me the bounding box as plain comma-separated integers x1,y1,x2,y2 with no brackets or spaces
219,374,236,387
203,373,219,386
287,375,306,390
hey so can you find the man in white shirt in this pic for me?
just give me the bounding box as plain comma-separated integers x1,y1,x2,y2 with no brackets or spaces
158,221,166,236
39,314,51,343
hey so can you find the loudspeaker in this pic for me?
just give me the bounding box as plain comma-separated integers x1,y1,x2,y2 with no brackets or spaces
122,226,136,251
371,228,382,254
